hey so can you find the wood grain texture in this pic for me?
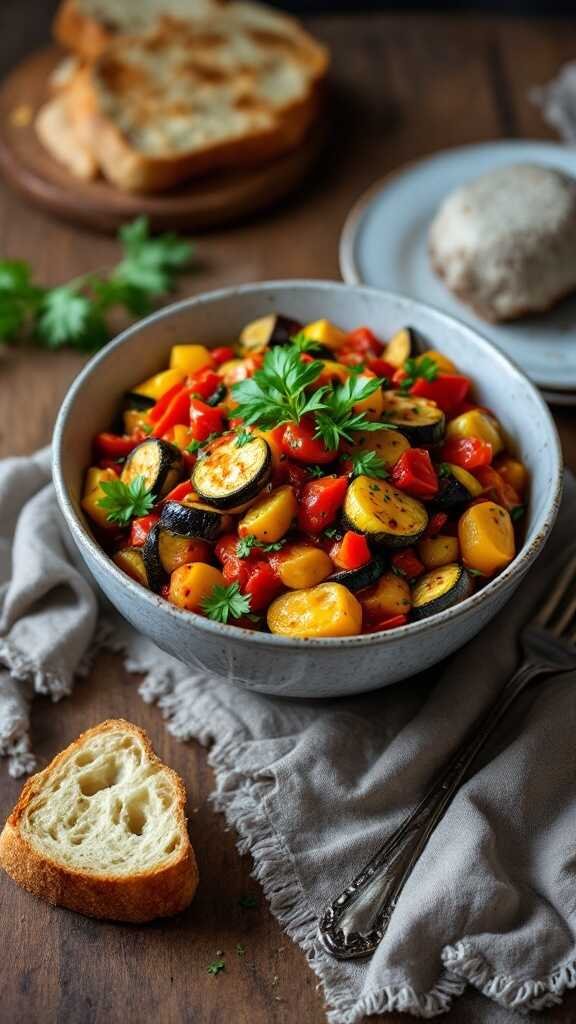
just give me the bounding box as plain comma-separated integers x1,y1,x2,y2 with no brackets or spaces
1,14,576,1024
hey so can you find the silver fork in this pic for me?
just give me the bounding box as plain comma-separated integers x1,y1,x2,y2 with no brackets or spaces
318,550,576,960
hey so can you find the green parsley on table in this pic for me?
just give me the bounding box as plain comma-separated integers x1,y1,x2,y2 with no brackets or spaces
201,583,252,623
398,355,439,393
0,217,193,352
348,450,389,479
231,346,327,430
97,475,155,526
207,959,226,977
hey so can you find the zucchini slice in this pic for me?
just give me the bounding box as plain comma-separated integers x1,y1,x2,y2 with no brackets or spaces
411,563,474,620
381,392,445,446
160,498,225,540
121,439,183,498
142,523,166,593
113,547,149,588
330,557,384,592
384,326,424,369
343,476,428,548
239,314,302,354
192,434,272,510
434,464,482,510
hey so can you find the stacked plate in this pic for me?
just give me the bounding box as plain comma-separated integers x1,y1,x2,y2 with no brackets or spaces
339,140,576,405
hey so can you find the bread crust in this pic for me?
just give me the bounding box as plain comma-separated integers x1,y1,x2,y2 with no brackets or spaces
0,719,198,923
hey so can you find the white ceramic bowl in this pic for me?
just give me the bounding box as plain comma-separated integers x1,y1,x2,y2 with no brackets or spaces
52,281,563,699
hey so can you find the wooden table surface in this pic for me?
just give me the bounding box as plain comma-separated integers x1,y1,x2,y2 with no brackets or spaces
2,14,576,1024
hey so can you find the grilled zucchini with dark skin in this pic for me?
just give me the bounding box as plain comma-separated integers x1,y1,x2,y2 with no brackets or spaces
121,439,183,498
192,434,272,510
85,316,526,637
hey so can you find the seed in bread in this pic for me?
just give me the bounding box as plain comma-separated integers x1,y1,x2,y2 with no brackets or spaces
428,163,576,322
0,719,198,922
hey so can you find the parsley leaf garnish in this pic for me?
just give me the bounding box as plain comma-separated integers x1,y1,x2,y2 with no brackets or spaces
289,330,327,355
235,427,254,448
313,376,387,450
0,217,192,351
322,526,342,540
231,346,326,429
510,505,525,522
398,356,439,393
186,431,221,456
307,464,325,478
207,959,226,976
236,535,285,558
97,475,155,525
201,583,252,623
348,450,389,479
437,462,452,478
467,567,486,577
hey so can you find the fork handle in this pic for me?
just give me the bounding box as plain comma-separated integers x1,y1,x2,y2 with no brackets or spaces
317,660,545,960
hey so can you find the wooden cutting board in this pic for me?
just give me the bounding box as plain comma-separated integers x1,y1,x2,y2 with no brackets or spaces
0,47,325,234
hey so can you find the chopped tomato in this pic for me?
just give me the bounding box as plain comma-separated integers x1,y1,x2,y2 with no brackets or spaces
94,432,140,460
211,346,235,366
441,436,493,470
162,480,194,504
410,374,470,414
215,534,241,564
391,449,439,499
98,459,121,474
298,475,348,534
474,466,522,512
364,614,409,633
281,417,335,465
129,513,160,547
342,326,384,359
391,548,425,579
333,531,371,570
276,461,311,497
149,382,185,424
243,561,283,611
187,368,221,400
189,398,223,441
424,512,448,538
152,389,191,437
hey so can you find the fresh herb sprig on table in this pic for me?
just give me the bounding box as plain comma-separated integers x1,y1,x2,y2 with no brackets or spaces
232,347,394,451
0,217,193,352
97,475,155,526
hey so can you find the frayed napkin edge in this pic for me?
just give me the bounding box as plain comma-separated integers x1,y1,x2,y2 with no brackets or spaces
443,943,576,1015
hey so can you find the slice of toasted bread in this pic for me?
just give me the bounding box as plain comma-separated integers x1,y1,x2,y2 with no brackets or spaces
35,93,98,181
54,0,232,60
0,720,198,922
67,7,328,193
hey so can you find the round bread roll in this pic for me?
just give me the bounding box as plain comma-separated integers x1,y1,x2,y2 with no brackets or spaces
428,163,576,322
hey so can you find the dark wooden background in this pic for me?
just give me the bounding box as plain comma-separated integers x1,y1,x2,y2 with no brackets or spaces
2,12,576,1024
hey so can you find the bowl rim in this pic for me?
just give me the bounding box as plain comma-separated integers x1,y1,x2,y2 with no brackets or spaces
52,278,564,650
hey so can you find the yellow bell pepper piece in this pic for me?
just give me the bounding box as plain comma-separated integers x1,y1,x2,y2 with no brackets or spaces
267,583,362,637
458,501,515,575
447,463,484,497
169,563,225,612
275,544,334,590
446,409,504,456
169,345,213,375
418,535,460,570
81,467,119,530
132,368,185,401
238,486,297,544
358,572,411,620
123,409,151,435
302,319,347,351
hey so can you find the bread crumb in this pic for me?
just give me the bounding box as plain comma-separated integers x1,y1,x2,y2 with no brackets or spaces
10,105,33,127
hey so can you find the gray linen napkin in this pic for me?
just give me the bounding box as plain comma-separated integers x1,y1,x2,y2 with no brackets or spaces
1,447,576,1022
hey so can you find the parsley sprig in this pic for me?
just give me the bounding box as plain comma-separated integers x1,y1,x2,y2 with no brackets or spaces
207,959,226,976
398,356,439,393
289,330,328,355
348,450,389,479
97,475,155,525
201,583,252,623
231,347,326,429
313,376,387,450
236,535,285,558
0,217,192,352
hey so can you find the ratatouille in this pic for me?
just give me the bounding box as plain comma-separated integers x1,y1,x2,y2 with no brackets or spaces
82,315,528,637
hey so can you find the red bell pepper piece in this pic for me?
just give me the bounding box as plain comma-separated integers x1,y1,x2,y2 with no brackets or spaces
298,475,348,534
188,398,223,441
391,449,439,500
277,461,310,498
366,357,397,380
243,561,283,611
391,548,425,579
94,432,140,460
410,374,470,414
162,480,194,505
333,531,371,570
152,389,191,437
281,417,335,465
149,382,185,424
474,466,522,511
423,512,448,538
98,460,121,475
441,436,493,470
129,513,160,547
364,613,409,633
342,326,384,358
211,346,235,366
187,368,221,400
215,534,241,564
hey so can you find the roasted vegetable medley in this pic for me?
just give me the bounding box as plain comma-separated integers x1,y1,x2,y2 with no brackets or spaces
82,315,528,637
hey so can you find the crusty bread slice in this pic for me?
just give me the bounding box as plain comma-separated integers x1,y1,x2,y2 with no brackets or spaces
35,93,98,180
66,6,328,193
55,0,228,60
0,720,198,922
